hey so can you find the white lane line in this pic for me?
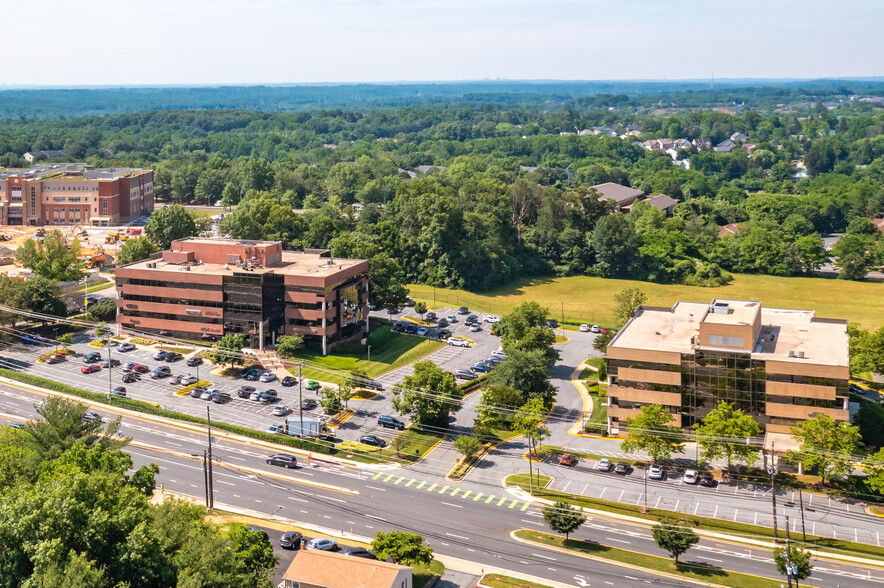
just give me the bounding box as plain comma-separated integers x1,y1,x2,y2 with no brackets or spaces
365,485,386,492
216,480,236,486
608,538,631,545
287,496,308,503
440,502,463,508
532,553,557,561
323,496,346,503
366,515,387,522
446,533,470,540
522,519,542,526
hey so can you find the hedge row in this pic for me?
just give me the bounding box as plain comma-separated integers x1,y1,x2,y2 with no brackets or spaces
0,369,337,456
457,372,489,395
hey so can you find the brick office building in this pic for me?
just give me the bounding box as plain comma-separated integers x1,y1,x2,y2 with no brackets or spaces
0,163,154,226
606,299,850,438
115,238,369,353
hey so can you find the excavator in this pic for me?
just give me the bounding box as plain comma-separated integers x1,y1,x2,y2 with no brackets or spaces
105,232,128,244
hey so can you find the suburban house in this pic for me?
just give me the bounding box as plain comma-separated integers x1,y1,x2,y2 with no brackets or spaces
282,550,412,588
714,140,735,153
717,223,741,238
22,150,67,163
730,132,748,143
590,183,679,216
415,165,446,174
0,245,14,266
692,138,712,151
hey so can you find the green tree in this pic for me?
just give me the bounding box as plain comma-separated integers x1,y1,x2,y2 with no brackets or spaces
213,333,248,366
86,298,116,322
652,518,699,564
23,277,66,319
57,332,74,349
14,230,83,282
612,287,648,327
593,330,615,354
391,360,461,427
371,531,434,567
390,435,408,458
220,182,242,207
773,546,813,583
144,204,197,249
695,402,762,470
117,236,159,266
621,404,684,463
786,414,861,484
495,301,557,359
863,448,884,494
336,384,353,411
474,385,524,433
832,234,875,281
275,334,304,358
486,349,555,404
592,213,639,278
453,435,483,461
542,500,587,539
854,402,884,450
226,523,279,588
0,274,27,326
319,387,342,415
93,322,111,339
514,397,548,489
414,301,427,321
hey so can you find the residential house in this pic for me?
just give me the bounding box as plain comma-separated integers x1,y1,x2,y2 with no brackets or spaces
22,150,67,163
872,218,884,233
647,194,678,216
791,170,809,183
397,168,417,179
578,129,594,136
730,132,748,143
0,245,13,266
717,223,741,238
674,159,691,170
665,148,680,161
282,550,412,588
415,165,446,175
519,165,538,173
714,140,735,153
673,138,692,151
590,182,646,212
692,138,712,151
592,126,618,137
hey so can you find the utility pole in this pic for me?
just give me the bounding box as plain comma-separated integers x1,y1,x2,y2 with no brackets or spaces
798,489,807,543
107,345,112,402
202,450,209,508
367,345,372,377
206,405,214,510
643,465,649,512
770,441,779,543
527,435,534,497
298,361,304,439
785,515,794,588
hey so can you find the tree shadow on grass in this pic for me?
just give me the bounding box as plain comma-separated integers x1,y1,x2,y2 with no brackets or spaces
674,560,727,578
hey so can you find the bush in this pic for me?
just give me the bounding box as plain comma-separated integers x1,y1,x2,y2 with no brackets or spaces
86,298,117,322
597,360,607,381
367,325,395,348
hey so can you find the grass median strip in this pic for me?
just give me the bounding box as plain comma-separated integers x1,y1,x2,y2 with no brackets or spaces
505,474,884,562
515,529,783,588
480,574,553,588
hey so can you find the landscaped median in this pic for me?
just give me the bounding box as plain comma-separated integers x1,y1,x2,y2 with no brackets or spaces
336,427,444,465
175,380,213,397
478,574,553,588
512,529,784,588
504,473,884,564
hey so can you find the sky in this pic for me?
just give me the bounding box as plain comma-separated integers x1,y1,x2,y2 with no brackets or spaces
6,0,882,86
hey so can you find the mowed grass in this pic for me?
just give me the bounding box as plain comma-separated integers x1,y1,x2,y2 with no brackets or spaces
408,273,884,329
337,427,443,464
291,335,444,383
481,574,553,588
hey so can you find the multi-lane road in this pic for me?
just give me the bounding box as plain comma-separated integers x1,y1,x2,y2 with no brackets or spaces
1,381,883,587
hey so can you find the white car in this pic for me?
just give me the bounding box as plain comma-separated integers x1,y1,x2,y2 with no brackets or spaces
469,324,481,332
180,375,199,386
448,337,467,347
272,405,293,416
447,315,456,323
259,371,277,383
683,469,698,484
484,314,500,323
249,391,262,401
579,324,590,332
416,327,428,336
648,465,664,480
590,325,601,333
490,350,506,359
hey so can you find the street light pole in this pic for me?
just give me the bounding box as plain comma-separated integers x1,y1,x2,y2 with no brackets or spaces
367,345,372,377
206,405,214,510
107,345,112,403
298,361,304,439
770,441,779,543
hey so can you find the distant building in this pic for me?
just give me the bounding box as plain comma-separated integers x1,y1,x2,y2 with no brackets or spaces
22,150,67,163
730,132,748,143
282,549,412,588
647,194,678,216
0,163,153,226
0,245,13,265
415,165,446,174
692,138,712,151
519,165,538,173
717,223,741,238
714,140,735,153
871,218,884,232
590,182,646,211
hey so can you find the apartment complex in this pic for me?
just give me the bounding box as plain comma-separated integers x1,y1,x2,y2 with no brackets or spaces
115,238,369,353
606,299,849,437
0,163,154,226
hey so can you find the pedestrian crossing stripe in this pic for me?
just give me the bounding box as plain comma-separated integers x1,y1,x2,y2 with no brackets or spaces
395,477,405,484
416,481,425,489
370,472,532,511
384,474,394,482
439,485,449,494
497,497,507,506
405,479,415,487
427,483,437,492
508,499,518,509
473,493,482,501
373,472,383,480
461,490,471,499
485,495,495,503
451,488,460,497
520,502,529,511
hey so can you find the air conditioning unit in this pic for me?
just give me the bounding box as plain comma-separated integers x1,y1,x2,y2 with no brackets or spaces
797,350,805,359
788,349,795,357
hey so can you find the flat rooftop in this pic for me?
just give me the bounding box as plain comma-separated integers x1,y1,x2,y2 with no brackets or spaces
609,300,849,367
122,250,364,278
0,163,150,181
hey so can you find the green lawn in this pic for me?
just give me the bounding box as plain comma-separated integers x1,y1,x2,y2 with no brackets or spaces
508,473,551,489
291,335,444,383
336,427,443,464
481,574,553,588
408,273,884,329
585,394,607,434
516,530,784,588
414,559,445,588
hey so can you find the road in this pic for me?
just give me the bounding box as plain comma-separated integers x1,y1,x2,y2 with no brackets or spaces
1,382,883,588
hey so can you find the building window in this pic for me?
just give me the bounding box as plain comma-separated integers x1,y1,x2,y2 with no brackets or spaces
708,335,743,348
30,187,36,211
102,198,108,215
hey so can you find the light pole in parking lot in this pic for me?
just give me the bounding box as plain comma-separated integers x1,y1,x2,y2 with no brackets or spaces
107,345,112,402
206,405,214,510
367,345,372,377
297,361,304,439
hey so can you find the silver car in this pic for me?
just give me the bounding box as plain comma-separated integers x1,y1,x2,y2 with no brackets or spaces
648,465,664,480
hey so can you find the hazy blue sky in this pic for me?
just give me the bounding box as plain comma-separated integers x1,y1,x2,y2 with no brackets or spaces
6,0,881,86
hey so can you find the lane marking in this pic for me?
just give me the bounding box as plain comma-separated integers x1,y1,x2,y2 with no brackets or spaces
440,502,463,508
485,495,495,503
508,499,518,509
461,490,471,499
373,472,383,479
473,493,483,501
451,488,460,497
439,485,449,494
446,533,470,540
520,502,530,511
365,485,386,492
394,476,404,485
497,497,507,506
427,483,437,492
383,474,394,482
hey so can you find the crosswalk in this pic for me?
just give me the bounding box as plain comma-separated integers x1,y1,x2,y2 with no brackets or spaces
371,471,532,511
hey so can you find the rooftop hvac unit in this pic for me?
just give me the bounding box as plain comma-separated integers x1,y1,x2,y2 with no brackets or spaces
788,349,795,357
182,266,190,271
797,350,805,359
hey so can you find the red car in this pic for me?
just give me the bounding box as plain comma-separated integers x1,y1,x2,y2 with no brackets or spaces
81,364,101,374
132,364,150,373
46,354,66,364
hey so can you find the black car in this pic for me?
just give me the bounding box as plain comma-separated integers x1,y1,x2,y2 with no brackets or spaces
455,370,477,380
100,358,121,368
259,391,278,404
212,392,232,404
614,462,631,475
190,387,206,399
405,324,417,334
470,363,491,373
437,318,448,328
244,372,259,381
281,376,298,387
465,314,478,325
342,547,375,559
266,453,297,468
185,356,202,367
437,329,451,340
404,299,416,307
280,531,303,550
391,322,405,332
424,312,437,322
360,435,386,448
457,306,469,315
387,306,400,315
301,398,318,410
164,352,183,362
363,379,384,391
153,350,169,361
122,373,140,383
849,383,866,395
111,386,127,397
547,318,558,329
83,352,102,363
378,415,405,430
698,472,716,487
237,385,256,399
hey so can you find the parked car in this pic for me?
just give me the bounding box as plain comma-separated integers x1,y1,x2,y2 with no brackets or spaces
360,435,386,448
212,392,232,404
437,329,452,340
237,385,256,398
152,350,169,361
362,379,384,391
259,371,277,383
698,472,716,487
597,457,613,471
579,324,590,332
458,306,469,315
281,376,297,387
301,398,318,410
558,454,578,467
447,315,457,323
110,386,127,398
45,354,66,364
648,465,664,480
490,350,506,359
590,325,601,333
180,375,199,386
455,370,477,380
424,312,437,322
305,538,337,551
682,469,699,484
201,388,220,400
81,364,101,374
448,337,467,347
378,415,405,430
391,322,405,332
470,363,491,373
132,364,150,373
186,356,203,367
249,391,262,401
100,358,121,368
547,319,558,328
387,306,400,315
169,374,183,385
150,366,171,379
267,424,286,435
484,314,500,323
342,547,375,559
279,531,303,550
416,327,428,337
190,387,206,399
437,318,448,328
405,324,417,334
849,382,868,395
83,411,101,423
485,356,502,365
164,352,183,362
122,373,140,383
259,391,278,404
465,314,478,325
469,324,481,332
116,343,136,352
404,299,416,307
305,380,320,391
614,462,631,475
266,453,297,468
83,352,102,363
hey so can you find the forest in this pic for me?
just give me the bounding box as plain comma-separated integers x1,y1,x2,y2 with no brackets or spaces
0,83,882,298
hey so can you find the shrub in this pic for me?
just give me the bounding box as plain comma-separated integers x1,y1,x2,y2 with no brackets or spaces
367,325,394,348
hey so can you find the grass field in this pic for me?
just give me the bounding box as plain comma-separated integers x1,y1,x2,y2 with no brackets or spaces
408,273,884,329
291,335,444,383
516,530,783,588
481,574,552,588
